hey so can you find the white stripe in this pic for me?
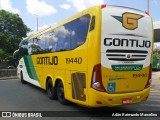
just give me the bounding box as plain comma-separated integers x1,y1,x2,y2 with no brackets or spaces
147,99,160,102
149,92,160,96
139,103,160,107
150,89,159,92
148,95,160,99
150,92,160,94
149,93,160,96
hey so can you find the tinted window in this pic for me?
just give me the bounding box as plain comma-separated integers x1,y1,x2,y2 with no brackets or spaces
39,33,52,53
46,30,58,52
28,38,41,55
55,24,72,51
71,14,90,49
27,14,90,55
18,40,29,58
38,30,59,53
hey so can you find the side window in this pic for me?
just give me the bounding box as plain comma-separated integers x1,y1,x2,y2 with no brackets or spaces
71,14,90,49
24,14,90,55
43,33,51,53
28,39,32,55
39,34,46,52
19,40,29,58
38,33,51,53
47,30,58,52
55,24,71,52
28,38,41,55
62,24,72,51
20,40,28,48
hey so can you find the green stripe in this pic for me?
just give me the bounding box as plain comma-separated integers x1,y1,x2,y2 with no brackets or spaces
24,56,39,81
112,65,143,71
112,16,123,23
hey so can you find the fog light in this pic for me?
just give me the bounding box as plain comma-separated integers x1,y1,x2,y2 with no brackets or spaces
137,96,140,99
137,95,143,99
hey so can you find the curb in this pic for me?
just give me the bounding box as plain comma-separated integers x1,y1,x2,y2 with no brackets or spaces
152,71,160,76
0,76,18,80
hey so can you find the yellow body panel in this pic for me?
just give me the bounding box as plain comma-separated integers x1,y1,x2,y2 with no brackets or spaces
26,6,102,106
88,87,150,107
101,65,150,93
31,40,89,104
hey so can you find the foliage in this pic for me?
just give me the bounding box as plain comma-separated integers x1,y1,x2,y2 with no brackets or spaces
0,49,8,62
0,10,31,65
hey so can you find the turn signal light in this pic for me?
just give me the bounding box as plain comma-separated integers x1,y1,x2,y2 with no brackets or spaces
91,64,106,92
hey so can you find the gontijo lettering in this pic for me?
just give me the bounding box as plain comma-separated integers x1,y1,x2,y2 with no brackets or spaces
104,38,151,48
37,56,58,65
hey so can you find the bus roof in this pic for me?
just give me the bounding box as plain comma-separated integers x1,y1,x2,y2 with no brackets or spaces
26,5,150,40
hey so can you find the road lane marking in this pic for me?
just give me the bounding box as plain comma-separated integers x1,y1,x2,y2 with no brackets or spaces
147,99,160,102
148,95,160,98
139,103,160,107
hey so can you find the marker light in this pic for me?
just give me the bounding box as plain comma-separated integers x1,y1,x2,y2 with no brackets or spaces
145,11,150,16
101,4,107,9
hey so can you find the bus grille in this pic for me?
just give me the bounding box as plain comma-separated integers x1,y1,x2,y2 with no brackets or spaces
106,50,148,61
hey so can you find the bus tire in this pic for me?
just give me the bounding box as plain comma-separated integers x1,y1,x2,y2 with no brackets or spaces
20,72,27,84
57,81,68,105
46,78,57,100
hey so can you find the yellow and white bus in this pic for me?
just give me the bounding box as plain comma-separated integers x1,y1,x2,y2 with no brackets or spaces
15,5,153,107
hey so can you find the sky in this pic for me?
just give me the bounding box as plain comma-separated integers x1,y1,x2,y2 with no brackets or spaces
0,0,159,35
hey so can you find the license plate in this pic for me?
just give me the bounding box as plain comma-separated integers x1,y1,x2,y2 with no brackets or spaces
122,98,132,104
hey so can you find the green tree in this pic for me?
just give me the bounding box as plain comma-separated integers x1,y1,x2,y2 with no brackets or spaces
0,49,8,62
0,10,31,64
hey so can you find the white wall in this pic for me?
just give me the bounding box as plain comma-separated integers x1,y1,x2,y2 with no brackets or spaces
154,21,160,29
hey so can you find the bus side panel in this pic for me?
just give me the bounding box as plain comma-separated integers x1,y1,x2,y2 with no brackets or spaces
18,57,41,87
86,7,102,106
30,43,89,105
16,6,103,107
63,48,88,105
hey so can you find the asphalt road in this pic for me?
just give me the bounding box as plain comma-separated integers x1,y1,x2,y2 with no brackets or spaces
0,76,160,120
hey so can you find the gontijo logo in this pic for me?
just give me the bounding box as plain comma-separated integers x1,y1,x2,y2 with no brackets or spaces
112,13,143,30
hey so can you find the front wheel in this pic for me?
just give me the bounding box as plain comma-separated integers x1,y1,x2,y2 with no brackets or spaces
20,72,27,84
57,81,68,105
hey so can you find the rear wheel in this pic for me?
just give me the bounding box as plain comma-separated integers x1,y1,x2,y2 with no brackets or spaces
20,72,27,84
46,78,57,100
57,81,68,105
